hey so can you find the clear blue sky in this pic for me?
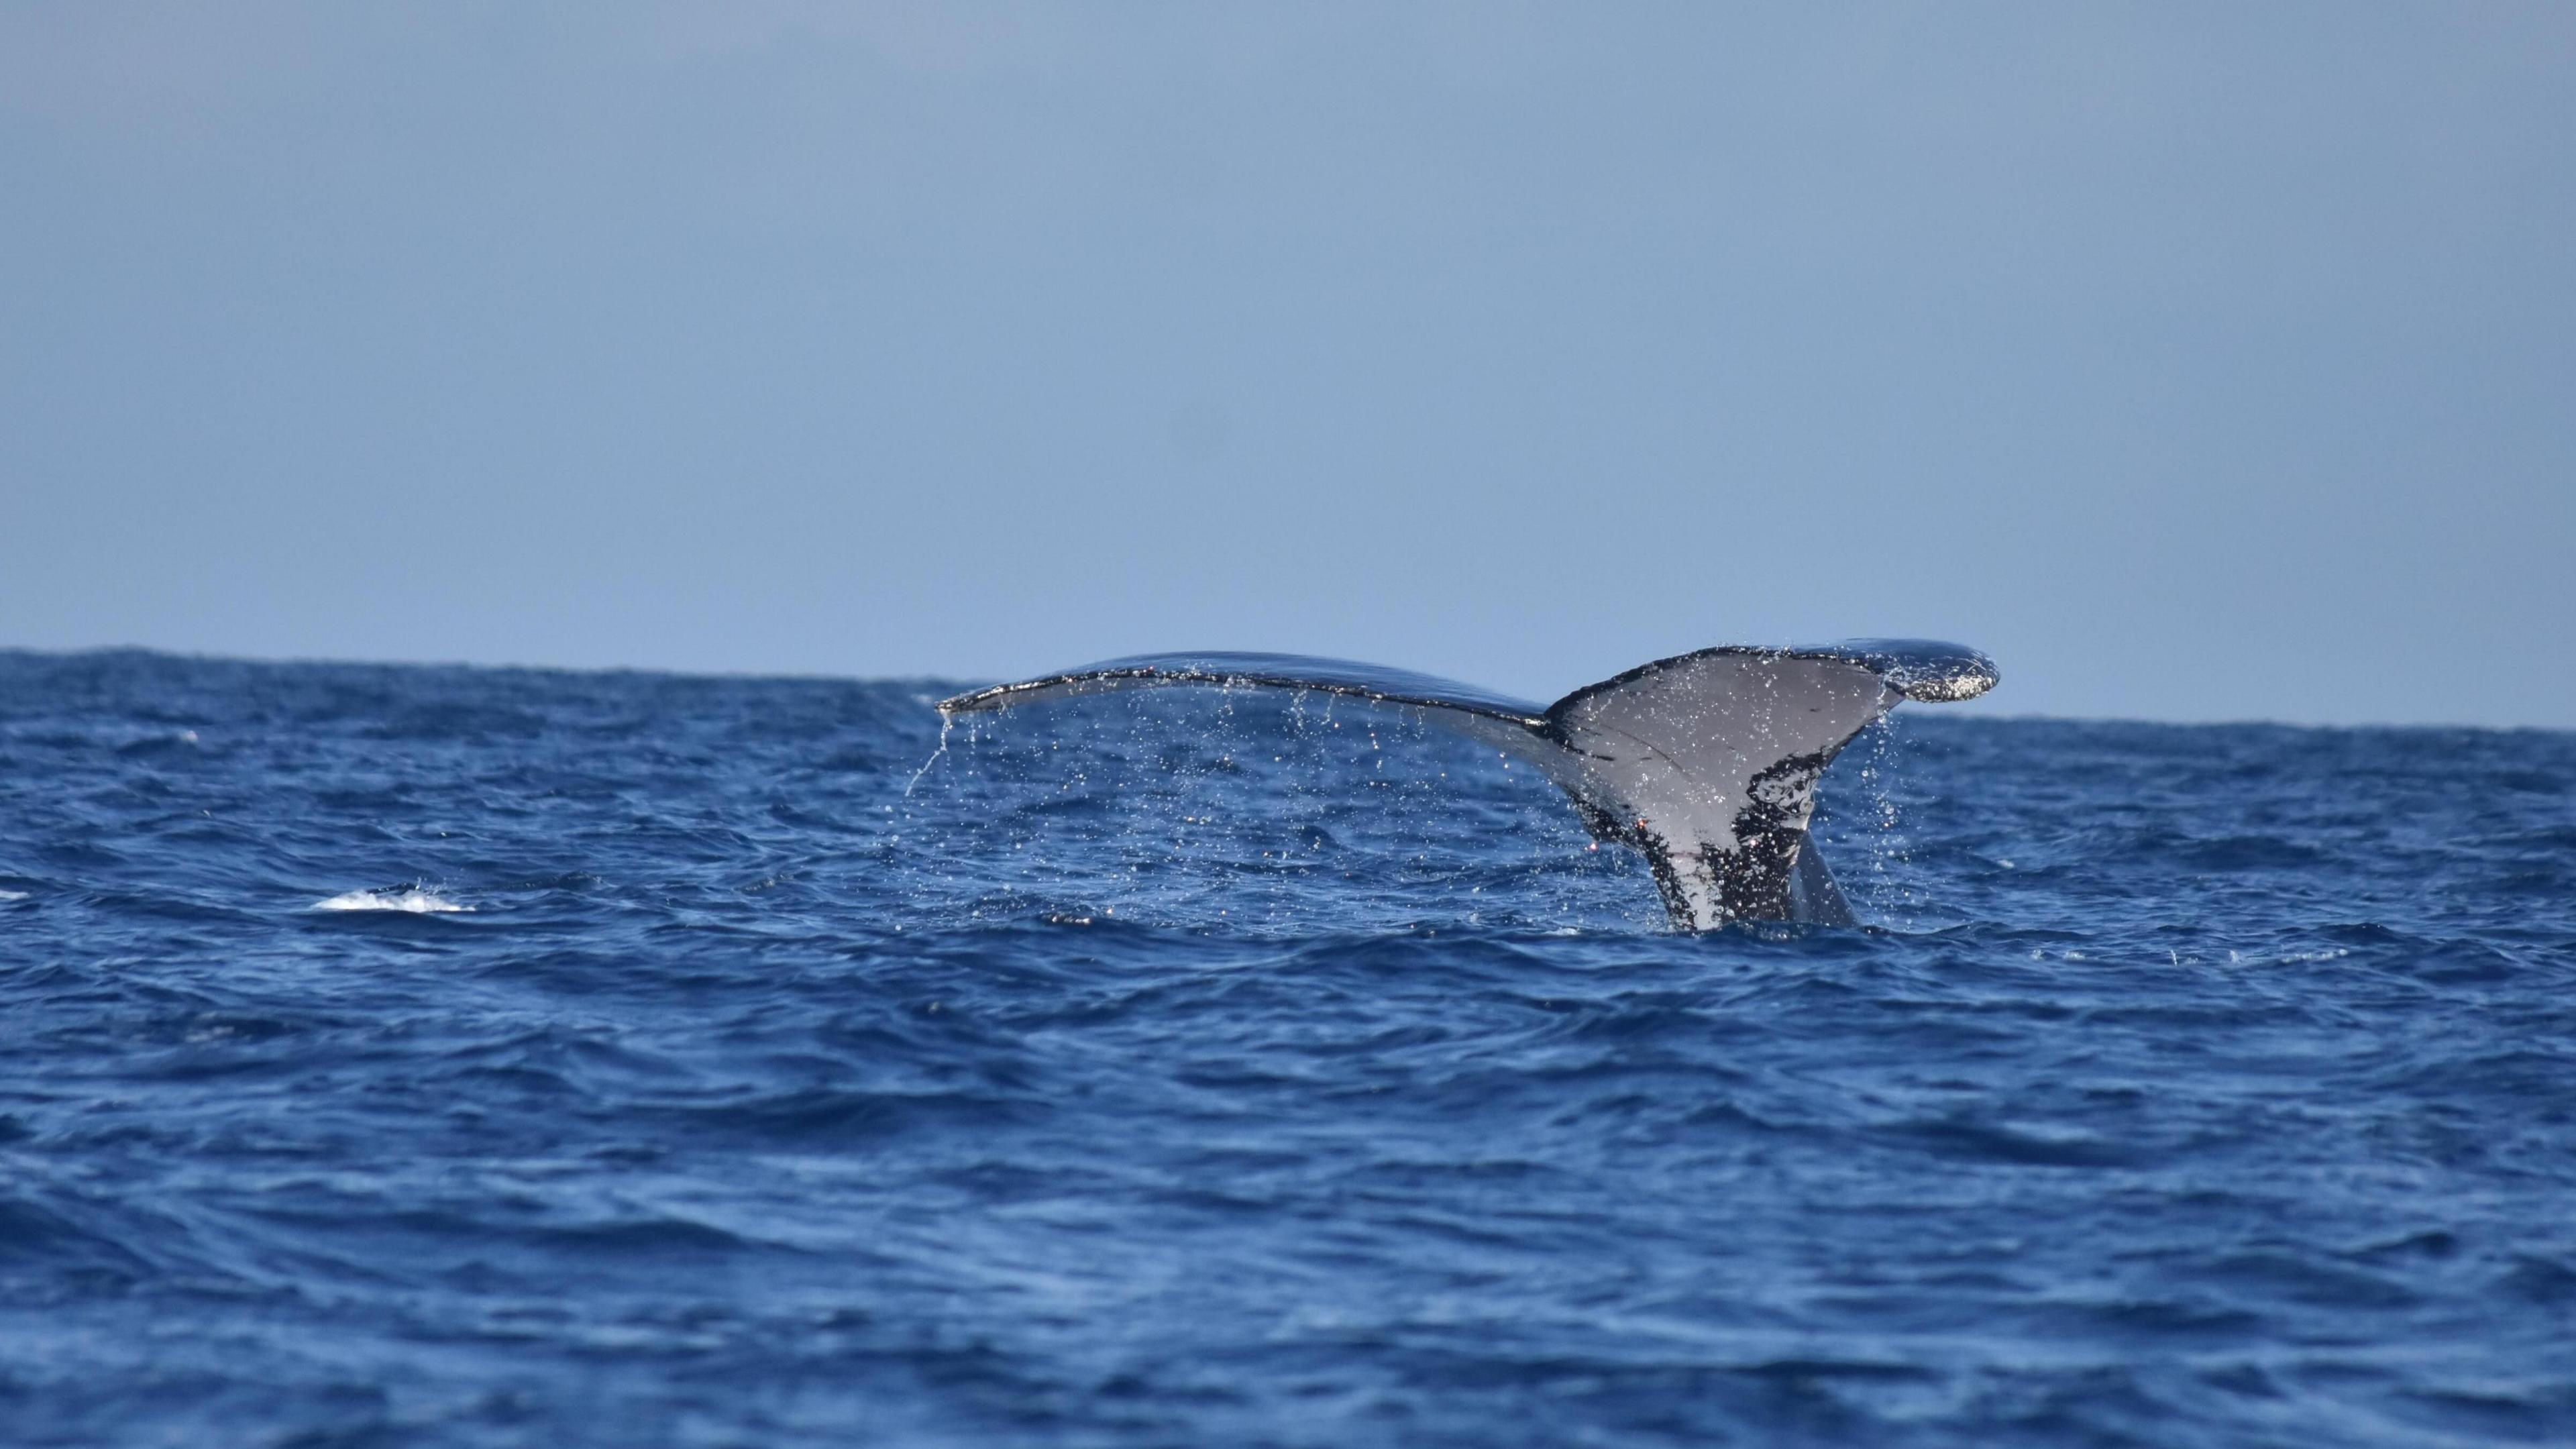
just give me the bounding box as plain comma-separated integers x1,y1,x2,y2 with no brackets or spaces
5,4,2570,724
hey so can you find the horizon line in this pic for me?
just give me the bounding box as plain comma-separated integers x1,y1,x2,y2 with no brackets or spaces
5,643,2566,737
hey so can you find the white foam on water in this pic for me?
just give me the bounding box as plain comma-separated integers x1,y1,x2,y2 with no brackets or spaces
0,890,27,902
312,887,470,914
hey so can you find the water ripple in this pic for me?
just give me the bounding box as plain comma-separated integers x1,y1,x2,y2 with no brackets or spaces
1,650,2571,1446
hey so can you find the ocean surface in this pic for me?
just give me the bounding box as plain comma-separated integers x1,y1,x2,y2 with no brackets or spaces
4,649,2573,1448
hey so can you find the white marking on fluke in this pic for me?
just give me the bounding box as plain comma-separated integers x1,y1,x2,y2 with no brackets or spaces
934,640,1998,931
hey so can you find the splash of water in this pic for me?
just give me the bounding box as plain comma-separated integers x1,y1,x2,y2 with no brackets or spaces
312,883,470,914
904,710,955,798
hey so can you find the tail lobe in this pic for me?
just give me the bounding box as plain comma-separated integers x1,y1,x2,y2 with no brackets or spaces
935,640,1995,930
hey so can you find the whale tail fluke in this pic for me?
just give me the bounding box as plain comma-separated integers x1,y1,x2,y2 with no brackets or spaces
937,640,1996,931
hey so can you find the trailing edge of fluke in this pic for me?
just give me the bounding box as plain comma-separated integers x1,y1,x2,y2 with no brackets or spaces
937,641,1998,931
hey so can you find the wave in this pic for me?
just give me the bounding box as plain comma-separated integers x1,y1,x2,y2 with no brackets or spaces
311,884,470,914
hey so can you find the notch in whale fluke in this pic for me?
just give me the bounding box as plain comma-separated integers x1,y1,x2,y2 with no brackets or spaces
936,640,1996,931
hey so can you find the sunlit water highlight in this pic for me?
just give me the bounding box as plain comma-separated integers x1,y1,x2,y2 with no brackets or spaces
3,650,2572,1446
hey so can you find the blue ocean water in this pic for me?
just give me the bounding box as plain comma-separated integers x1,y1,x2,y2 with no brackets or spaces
3,649,2573,1448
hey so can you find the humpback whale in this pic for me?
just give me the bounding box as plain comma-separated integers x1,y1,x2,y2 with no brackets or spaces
938,641,1997,931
